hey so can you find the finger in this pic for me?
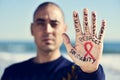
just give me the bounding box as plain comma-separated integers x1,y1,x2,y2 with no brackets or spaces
62,33,80,63
73,11,82,35
98,20,106,41
62,33,73,51
91,11,97,36
83,8,90,35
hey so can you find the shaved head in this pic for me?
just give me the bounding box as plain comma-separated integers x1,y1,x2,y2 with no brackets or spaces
33,2,65,22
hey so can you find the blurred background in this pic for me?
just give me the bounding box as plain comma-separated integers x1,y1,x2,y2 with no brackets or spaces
0,0,120,80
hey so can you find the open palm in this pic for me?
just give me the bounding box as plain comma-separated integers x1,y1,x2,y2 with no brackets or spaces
62,8,106,73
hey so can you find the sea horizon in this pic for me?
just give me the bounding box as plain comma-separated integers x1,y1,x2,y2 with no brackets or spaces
0,40,120,54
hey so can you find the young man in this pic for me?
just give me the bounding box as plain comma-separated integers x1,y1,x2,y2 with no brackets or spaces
1,2,106,80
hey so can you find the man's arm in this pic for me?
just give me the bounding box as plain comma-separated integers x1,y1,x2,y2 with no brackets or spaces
72,64,105,80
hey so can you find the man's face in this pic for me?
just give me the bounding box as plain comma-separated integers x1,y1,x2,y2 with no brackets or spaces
31,5,67,52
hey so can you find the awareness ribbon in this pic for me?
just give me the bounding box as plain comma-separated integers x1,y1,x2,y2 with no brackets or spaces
84,42,95,60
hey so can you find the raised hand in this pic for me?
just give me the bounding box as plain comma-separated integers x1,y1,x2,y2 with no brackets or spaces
62,8,106,73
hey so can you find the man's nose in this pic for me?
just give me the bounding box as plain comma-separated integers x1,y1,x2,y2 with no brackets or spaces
44,24,53,33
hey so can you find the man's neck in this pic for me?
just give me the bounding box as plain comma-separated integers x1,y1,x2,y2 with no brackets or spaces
34,49,61,63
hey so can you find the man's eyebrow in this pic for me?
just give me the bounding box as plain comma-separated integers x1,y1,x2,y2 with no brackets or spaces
35,18,45,22
50,20,60,23
35,18,60,23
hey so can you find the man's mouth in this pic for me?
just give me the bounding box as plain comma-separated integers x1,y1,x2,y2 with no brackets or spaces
42,38,55,44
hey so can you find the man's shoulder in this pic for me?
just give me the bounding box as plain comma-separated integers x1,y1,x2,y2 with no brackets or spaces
5,58,33,72
55,56,74,71
60,56,73,66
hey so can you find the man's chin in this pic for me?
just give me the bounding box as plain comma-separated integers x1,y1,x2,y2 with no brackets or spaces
42,45,56,52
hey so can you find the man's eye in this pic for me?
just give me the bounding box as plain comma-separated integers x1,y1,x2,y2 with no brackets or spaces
36,22,45,26
51,22,58,27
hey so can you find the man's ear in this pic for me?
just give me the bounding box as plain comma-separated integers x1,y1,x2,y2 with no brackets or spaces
31,23,34,36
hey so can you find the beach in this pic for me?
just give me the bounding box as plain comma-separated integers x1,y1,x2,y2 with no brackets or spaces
0,52,120,80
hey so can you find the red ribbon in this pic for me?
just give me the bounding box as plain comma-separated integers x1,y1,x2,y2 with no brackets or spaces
84,42,95,60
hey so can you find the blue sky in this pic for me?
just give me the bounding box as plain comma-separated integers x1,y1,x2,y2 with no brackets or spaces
0,0,120,42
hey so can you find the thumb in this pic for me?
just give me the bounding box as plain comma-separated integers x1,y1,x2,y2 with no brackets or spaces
62,33,73,51
62,33,78,62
